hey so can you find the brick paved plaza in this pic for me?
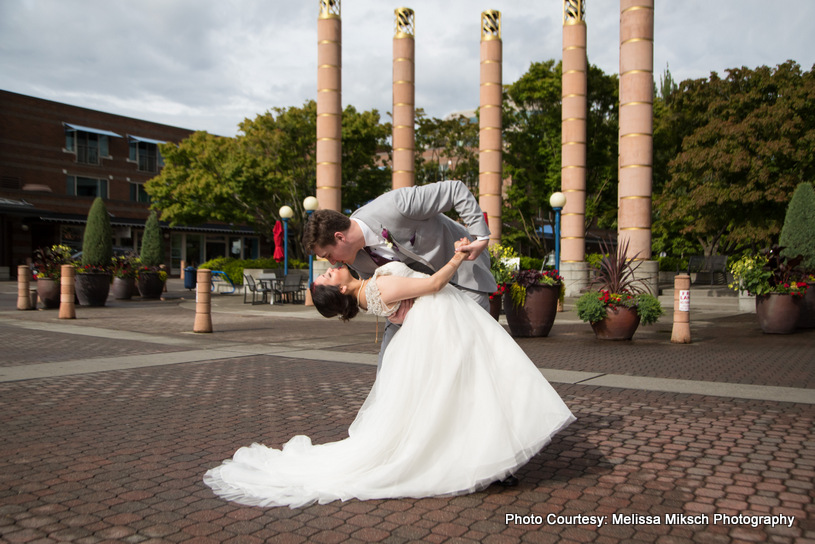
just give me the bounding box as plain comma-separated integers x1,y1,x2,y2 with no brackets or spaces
0,279,813,543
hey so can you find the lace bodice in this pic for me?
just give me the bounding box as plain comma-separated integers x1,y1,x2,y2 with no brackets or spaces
364,264,402,318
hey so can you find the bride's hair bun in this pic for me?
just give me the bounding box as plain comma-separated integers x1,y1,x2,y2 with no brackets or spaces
311,284,360,321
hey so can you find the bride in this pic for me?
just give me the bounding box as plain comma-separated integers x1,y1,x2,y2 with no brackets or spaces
203,240,575,508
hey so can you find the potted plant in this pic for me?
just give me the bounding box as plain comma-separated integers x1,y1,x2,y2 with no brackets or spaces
137,211,166,299
503,268,563,337
576,239,663,340
728,247,808,334
32,244,73,309
488,243,518,320
75,197,113,307
111,253,140,300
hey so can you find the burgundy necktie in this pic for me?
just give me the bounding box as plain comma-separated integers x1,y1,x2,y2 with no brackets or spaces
364,247,392,267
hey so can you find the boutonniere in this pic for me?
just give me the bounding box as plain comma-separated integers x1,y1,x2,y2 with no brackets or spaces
381,228,396,250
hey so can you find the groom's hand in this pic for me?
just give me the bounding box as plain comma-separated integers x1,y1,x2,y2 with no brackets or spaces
388,298,414,324
456,238,488,261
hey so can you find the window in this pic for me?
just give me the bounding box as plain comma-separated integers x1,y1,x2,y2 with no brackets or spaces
130,183,151,203
128,136,166,173
64,125,115,165
67,175,108,198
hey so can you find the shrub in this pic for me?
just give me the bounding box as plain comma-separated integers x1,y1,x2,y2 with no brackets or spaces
519,256,543,271
657,256,687,272
140,212,163,267
81,197,113,268
198,257,308,285
779,182,815,272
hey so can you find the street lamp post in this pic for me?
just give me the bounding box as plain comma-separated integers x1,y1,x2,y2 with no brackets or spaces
549,192,567,273
303,196,319,287
279,205,294,276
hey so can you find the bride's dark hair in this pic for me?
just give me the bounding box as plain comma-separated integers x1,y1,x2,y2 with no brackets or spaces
311,284,359,321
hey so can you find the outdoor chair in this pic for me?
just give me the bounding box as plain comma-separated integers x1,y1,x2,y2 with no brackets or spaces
280,272,306,303
244,274,272,305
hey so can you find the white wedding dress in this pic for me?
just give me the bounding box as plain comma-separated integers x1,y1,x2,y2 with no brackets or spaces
204,262,575,508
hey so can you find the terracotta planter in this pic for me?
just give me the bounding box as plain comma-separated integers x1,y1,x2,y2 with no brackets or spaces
75,272,112,307
756,293,801,334
503,284,560,337
799,282,815,329
591,305,641,340
137,271,165,299
112,276,136,300
489,293,502,321
36,278,60,309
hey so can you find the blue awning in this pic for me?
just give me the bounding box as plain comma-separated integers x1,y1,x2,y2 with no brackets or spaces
63,123,122,138
128,134,167,145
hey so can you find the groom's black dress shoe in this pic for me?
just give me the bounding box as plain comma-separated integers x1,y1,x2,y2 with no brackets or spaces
496,475,519,487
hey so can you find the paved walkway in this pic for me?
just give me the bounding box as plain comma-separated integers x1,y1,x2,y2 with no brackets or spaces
0,279,813,543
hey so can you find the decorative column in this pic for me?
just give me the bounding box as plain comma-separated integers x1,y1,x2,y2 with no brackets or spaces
561,0,590,295
619,0,657,292
479,10,503,245
317,0,342,211
392,7,415,190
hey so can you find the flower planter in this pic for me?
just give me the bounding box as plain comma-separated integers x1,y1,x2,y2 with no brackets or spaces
137,271,165,299
75,272,112,307
755,293,801,334
489,293,502,321
503,284,559,337
112,276,136,300
799,282,815,329
590,306,641,340
36,278,60,309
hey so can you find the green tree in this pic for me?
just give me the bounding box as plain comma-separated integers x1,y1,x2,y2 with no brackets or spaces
147,101,391,260
341,106,392,212
652,65,701,258
657,61,815,256
140,211,163,267
81,197,113,267
501,60,619,258
414,109,479,191
779,182,815,271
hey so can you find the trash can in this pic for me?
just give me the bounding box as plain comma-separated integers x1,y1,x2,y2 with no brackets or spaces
184,267,197,290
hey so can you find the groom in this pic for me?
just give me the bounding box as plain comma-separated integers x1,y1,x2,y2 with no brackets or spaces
303,179,497,342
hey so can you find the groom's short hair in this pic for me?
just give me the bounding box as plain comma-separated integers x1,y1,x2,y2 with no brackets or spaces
302,209,351,251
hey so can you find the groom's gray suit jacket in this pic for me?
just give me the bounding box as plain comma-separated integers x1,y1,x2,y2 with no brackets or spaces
349,179,498,295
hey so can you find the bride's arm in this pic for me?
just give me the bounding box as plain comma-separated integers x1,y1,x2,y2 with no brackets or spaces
376,239,469,305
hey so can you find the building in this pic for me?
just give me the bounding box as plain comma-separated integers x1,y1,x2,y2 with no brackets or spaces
0,90,266,279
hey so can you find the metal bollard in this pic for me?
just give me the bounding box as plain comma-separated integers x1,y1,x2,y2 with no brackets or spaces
193,268,213,333
671,274,691,344
17,265,32,310
59,264,76,319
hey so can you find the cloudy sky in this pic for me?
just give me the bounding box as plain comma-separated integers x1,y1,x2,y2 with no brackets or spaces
2,1,813,137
